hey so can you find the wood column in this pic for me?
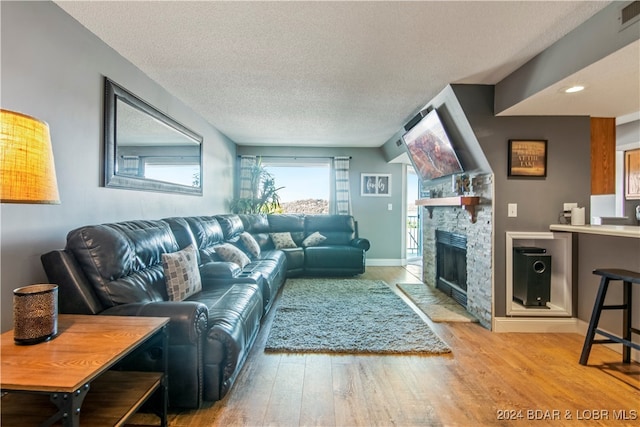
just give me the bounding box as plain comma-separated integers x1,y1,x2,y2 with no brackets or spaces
590,117,616,195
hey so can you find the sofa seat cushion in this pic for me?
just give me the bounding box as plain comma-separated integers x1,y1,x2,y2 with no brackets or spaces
242,259,286,308
304,245,365,275
280,247,304,271
243,259,282,288
255,249,286,264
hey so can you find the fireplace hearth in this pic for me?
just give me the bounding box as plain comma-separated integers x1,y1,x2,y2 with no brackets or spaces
436,230,468,307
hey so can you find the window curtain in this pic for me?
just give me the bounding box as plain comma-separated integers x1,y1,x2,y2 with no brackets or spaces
333,156,351,215
121,156,141,176
238,155,257,198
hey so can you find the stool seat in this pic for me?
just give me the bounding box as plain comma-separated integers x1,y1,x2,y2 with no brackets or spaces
593,268,640,284
579,268,640,365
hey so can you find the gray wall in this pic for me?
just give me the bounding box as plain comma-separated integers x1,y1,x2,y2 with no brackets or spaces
237,146,405,262
0,1,236,331
451,84,592,318
617,120,640,148
575,234,640,335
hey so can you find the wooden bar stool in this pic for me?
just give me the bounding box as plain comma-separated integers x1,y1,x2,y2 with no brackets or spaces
579,268,640,365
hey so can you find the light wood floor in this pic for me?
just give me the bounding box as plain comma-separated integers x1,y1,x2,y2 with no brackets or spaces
137,266,640,426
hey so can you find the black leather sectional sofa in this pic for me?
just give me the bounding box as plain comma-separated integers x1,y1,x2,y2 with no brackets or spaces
41,213,370,409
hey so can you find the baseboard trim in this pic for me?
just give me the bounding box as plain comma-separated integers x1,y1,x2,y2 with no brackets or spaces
493,317,579,333
494,317,639,362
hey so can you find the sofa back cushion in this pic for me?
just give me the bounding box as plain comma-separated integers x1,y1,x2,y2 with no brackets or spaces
162,217,200,259
181,216,225,262
268,214,305,246
239,214,271,249
215,214,244,241
65,220,178,308
304,215,356,245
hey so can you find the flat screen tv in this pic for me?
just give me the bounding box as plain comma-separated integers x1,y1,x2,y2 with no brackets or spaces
402,109,463,181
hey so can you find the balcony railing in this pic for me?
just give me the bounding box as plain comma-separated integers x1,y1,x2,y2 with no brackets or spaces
407,215,420,256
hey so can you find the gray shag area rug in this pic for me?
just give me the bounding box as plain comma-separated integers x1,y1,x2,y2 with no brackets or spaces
397,283,479,323
264,278,451,355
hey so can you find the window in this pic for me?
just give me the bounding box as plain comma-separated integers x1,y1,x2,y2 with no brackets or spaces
263,160,330,214
145,163,201,187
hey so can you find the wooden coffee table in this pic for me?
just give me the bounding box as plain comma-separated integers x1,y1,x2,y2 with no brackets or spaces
1,314,169,427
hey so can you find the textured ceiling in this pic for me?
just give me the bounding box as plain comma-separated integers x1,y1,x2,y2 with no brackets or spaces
55,0,628,147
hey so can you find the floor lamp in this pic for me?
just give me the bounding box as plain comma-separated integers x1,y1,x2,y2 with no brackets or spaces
1,109,61,344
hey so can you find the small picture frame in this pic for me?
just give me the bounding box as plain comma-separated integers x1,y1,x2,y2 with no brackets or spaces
624,148,640,200
361,173,391,197
508,139,547,178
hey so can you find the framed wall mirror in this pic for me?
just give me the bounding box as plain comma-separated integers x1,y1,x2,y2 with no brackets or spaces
104,77,203,195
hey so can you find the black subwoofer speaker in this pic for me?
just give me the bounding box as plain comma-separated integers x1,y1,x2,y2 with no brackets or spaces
513,247,551,307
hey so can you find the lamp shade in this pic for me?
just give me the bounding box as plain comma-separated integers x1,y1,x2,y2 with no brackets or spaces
0,109,60,204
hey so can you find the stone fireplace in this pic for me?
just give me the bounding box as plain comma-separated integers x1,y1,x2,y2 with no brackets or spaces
421,173,493,328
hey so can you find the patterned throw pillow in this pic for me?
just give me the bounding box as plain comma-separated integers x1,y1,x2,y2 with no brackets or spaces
302,231,327,247
239,231,261,258
270,232,297,249
215,243,251,268
162,244,202,301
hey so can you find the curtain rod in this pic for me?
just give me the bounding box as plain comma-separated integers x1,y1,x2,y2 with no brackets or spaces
237,155,351,159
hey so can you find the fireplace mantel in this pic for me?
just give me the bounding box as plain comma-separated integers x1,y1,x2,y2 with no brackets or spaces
416,196,480,223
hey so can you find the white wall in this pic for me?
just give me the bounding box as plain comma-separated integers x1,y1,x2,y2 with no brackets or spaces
0,1,236,331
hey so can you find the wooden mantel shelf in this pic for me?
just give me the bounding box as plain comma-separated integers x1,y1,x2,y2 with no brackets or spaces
415,196,480,223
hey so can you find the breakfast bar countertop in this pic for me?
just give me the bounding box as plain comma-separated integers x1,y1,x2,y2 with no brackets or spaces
550,224,640,239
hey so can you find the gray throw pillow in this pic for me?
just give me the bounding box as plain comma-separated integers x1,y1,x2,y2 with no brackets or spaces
270,232,297,249
302,231,327,247
239,231,261,258
216,243,251,268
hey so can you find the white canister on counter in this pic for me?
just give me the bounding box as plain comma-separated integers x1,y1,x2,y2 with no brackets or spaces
571,207,585,225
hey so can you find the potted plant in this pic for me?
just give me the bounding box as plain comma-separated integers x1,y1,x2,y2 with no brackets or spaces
229,158,284,214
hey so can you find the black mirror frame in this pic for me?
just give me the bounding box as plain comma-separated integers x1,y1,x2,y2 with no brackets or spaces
103,77,203,195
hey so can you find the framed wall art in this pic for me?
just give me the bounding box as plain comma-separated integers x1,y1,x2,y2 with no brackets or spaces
508,139,547,178
361,173,391,197
625,148,640,200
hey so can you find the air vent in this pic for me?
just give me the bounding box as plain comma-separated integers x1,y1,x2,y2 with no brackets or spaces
620,1,640,29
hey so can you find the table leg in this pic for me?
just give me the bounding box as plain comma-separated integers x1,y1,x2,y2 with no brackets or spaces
43,384,90,427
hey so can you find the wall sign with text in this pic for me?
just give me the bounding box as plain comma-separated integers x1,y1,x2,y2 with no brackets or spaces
361,173,391,197
508,139,547,178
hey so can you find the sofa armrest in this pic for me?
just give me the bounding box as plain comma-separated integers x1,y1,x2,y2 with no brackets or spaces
351,237,371,251
200,261,242,280
41,249,104,315
102,301,208,345
101,301,208,409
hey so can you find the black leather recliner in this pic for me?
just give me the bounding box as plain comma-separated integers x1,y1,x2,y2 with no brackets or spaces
40,219,265,409
40,213,370,409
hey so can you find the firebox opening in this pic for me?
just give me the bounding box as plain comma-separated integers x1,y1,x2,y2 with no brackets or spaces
436,230,468,307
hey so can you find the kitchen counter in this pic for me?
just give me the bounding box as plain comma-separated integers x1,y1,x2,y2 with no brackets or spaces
550,224,640,239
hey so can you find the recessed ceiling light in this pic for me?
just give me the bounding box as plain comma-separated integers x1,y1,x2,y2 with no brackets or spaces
564,85,585,93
